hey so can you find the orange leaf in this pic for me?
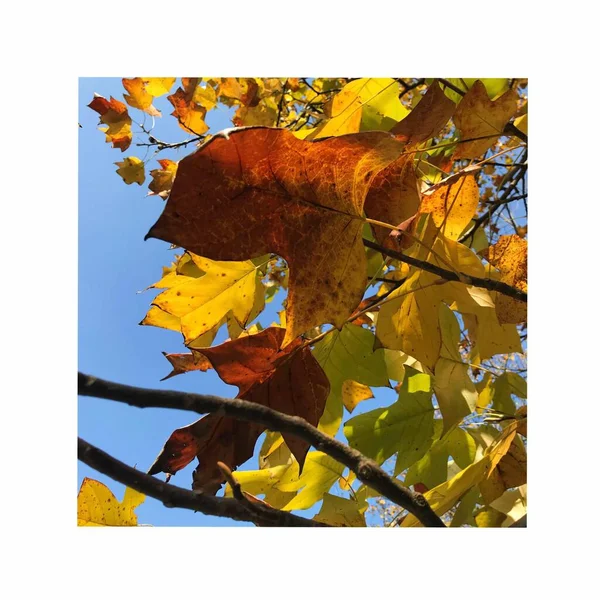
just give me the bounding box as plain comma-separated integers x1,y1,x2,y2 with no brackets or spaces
148,159,178,198
453,80,519,159
484,235,527,324
391,82,455,144
148,327,329,493
122,77,161,116
88,94,132,151
146,127,410,346
167,79,209,135
160,351,212,381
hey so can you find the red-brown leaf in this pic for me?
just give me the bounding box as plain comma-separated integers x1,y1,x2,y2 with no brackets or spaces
148,327,329,493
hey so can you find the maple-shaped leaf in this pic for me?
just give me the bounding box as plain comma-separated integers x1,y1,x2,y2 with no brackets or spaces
145,127,411,346
344,368,435,473
144,253,266,345
277,451,346,511
148,159,178,198
480,434,527,504
167,78,209,135
115,156,145,185
483,234,527,324
88,94,132,151
313,323,391,435
122,77,161,116
160,351,212,381
148,327,329,493
453,80,519,159
77,477,145,526
405,421,477,489
143,77,176,97
391,81,456,144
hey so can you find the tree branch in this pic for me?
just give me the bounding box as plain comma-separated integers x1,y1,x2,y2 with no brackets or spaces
78,437,327,527
362,238,527,303
78,372,446,527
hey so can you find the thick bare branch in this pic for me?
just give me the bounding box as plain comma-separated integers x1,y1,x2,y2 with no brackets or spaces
78,372,446,527
78,437,327,527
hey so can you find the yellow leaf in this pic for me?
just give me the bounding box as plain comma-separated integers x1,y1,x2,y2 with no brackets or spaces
278,452,345,511
144,77,176,97
309,78,409,139
484,235,527,324
514,113,528,135
150,254,266,344
453,80,519,159
376,270,442,370
168,81,209,135
341,380,374,412
77,478,145,526
115,157,145,185
122,77,161,116
434,305,478,434
88,94,132,151
314,493,367,527
192,84,217,109
401,422,517,527
419,174,480,240
490,484,527,526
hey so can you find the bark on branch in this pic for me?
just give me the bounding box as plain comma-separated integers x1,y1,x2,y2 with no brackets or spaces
78,372,446,527
362,238,527,303
78,437,327,527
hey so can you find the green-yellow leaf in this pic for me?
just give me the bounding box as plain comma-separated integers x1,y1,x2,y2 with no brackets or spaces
144,77,176,97
77,478,145,526
434,305,478,434
313,323,390,435
278,452,345,511
344,369,435,474
314,493,367,527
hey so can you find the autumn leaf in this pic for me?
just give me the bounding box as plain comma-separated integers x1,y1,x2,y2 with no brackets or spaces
453,80,519,159
313,493,367,527
145,253,266,345
480,434,527,504
146,127,411,346
341,381,374,412
88,94,132,151
277,451,346,511
313,323,391,435
148,327,329,493
122,77,161,116
344,368,435,473
391,81,455,144
405,421,477,489
77,477,145,526
144,77,176,97
484,234,527,324
167,78,209,135
115,156,145,185
148,159,178,198
401,421,518,526
434,304,478,434
160,351,212,381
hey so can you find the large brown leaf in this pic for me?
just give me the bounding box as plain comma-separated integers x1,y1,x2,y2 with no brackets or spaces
146,127,412,346
148,327,329,493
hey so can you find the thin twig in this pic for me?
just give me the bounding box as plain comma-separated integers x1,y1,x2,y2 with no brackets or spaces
78,437,326,527
78,373,446,527
362,239,527,303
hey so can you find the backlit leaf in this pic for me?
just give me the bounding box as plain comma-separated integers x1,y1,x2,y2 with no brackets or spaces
146,127,411,346
313,323,390,435
148,328,329,493
115,157,145,185
144,77,176,97
314,493,367,527
344,369,435,473
453,80,519,158
122,77,161,116
148,159,178,198
88,94,132,151
168,78,209,135
77,477,145,526
160,351,212,381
